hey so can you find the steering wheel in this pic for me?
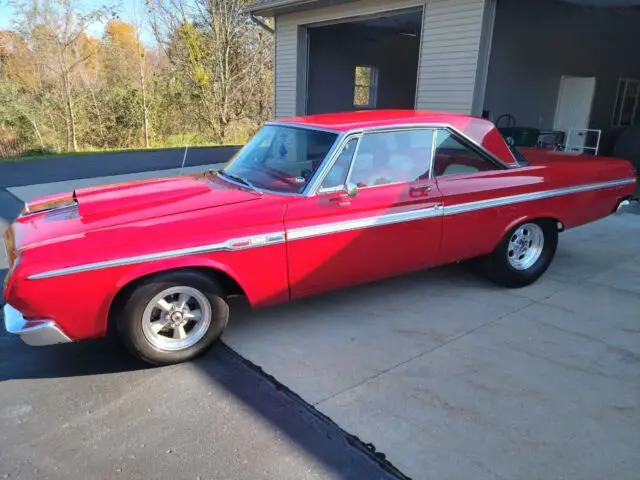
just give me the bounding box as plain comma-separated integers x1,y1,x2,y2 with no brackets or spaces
259,165,299,186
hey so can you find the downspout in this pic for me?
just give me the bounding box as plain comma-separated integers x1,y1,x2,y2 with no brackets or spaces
250,13,274,33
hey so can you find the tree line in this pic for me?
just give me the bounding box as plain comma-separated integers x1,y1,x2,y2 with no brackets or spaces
0,0,273,158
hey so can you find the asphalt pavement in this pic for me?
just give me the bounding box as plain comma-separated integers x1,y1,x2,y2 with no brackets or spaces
0,339,403,480
0,146,239,188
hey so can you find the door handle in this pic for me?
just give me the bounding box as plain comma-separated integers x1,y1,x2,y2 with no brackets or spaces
328,193,352,206
410,185,433,198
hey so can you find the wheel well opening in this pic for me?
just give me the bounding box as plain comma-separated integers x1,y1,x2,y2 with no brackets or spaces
521,217,563,232
107,267,246,336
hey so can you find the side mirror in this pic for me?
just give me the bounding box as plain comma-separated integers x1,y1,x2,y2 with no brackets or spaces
345,181,358,197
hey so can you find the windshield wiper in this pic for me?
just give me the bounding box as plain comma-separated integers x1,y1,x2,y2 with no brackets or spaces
218,170,262,194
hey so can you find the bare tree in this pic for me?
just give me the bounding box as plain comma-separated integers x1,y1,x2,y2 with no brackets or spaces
148,0,272,142
15,0,106,151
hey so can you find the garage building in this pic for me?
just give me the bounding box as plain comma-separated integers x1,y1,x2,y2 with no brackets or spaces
249,0,640,162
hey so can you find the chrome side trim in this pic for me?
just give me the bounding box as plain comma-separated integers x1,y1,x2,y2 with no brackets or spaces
287,205,442,241
28,231,285,280
443,178,636,216
26,178,635,280
19,202,78,219
3,303,72,346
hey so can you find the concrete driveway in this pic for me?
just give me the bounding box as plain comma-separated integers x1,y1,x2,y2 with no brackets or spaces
1,158,639,479
226,213,640,479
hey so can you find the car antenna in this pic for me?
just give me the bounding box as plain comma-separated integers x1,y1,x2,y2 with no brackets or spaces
179,142,189,175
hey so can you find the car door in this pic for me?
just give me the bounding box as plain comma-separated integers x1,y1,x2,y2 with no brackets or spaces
284,128,443,299
431,128,543,265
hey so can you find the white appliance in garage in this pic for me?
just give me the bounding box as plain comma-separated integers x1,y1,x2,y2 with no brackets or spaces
554,75,600,154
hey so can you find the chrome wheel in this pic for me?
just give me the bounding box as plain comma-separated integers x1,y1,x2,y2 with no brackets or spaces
141,286,212,351
507,223,544,271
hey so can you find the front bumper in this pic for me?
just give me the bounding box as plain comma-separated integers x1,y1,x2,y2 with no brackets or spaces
3,303,72,346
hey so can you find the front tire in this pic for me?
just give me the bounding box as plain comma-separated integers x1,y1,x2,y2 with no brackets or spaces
480,220,558,288
117,271,229,365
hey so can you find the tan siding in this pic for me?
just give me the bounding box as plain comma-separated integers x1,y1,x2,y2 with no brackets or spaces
274,0,489,117
416,0,487,113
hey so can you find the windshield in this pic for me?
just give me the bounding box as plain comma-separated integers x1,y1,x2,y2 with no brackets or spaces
221,125,338,194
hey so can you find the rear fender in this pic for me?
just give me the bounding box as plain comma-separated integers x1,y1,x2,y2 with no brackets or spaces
495,212,564,250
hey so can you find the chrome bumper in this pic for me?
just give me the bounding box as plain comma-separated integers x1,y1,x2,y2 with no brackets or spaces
3,303,72,346
616,197,640,214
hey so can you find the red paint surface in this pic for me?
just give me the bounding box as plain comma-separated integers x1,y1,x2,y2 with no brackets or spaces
3,111,637,341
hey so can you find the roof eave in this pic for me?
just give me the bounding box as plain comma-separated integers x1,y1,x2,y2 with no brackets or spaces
249,0,325,16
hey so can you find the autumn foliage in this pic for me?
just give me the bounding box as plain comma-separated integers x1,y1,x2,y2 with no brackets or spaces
0,0,273,158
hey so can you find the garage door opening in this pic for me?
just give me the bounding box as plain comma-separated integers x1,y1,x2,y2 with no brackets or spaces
305,8,423,115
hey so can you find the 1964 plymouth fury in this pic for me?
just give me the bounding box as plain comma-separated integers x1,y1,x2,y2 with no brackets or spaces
3,110,637,364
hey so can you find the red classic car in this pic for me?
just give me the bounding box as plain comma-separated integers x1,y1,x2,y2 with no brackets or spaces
3,110,637,364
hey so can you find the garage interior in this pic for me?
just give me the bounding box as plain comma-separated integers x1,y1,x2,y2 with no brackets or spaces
305,8,423,115
483,0,640,166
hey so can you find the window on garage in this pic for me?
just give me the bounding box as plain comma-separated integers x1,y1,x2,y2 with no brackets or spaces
612,78,640,128
354,65,378,109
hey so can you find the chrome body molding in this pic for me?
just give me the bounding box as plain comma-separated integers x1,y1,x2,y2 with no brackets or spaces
26,178,634,280
19,202,78,219
28,231,286,280
287,205,442,241
443,178,636,216
3,303,72,346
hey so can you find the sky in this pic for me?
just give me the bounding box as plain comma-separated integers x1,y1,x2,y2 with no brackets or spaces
0,0,156,44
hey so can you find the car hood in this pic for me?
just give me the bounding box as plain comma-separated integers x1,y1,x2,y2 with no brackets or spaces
13,173,261,250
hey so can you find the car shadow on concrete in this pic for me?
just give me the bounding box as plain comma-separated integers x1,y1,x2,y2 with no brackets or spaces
0,336,149,381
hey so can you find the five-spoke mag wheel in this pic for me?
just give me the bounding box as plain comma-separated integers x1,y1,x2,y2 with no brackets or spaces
117,271,229,365
141,286,212,351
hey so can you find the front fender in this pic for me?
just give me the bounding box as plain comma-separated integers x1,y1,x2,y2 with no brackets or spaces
110,256,245,296
99,255,250,331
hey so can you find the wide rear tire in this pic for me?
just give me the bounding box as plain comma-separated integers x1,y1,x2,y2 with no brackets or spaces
480,219,558,288
117,270,229,365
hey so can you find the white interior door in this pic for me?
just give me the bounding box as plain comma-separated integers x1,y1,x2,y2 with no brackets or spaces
554,76,596,150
